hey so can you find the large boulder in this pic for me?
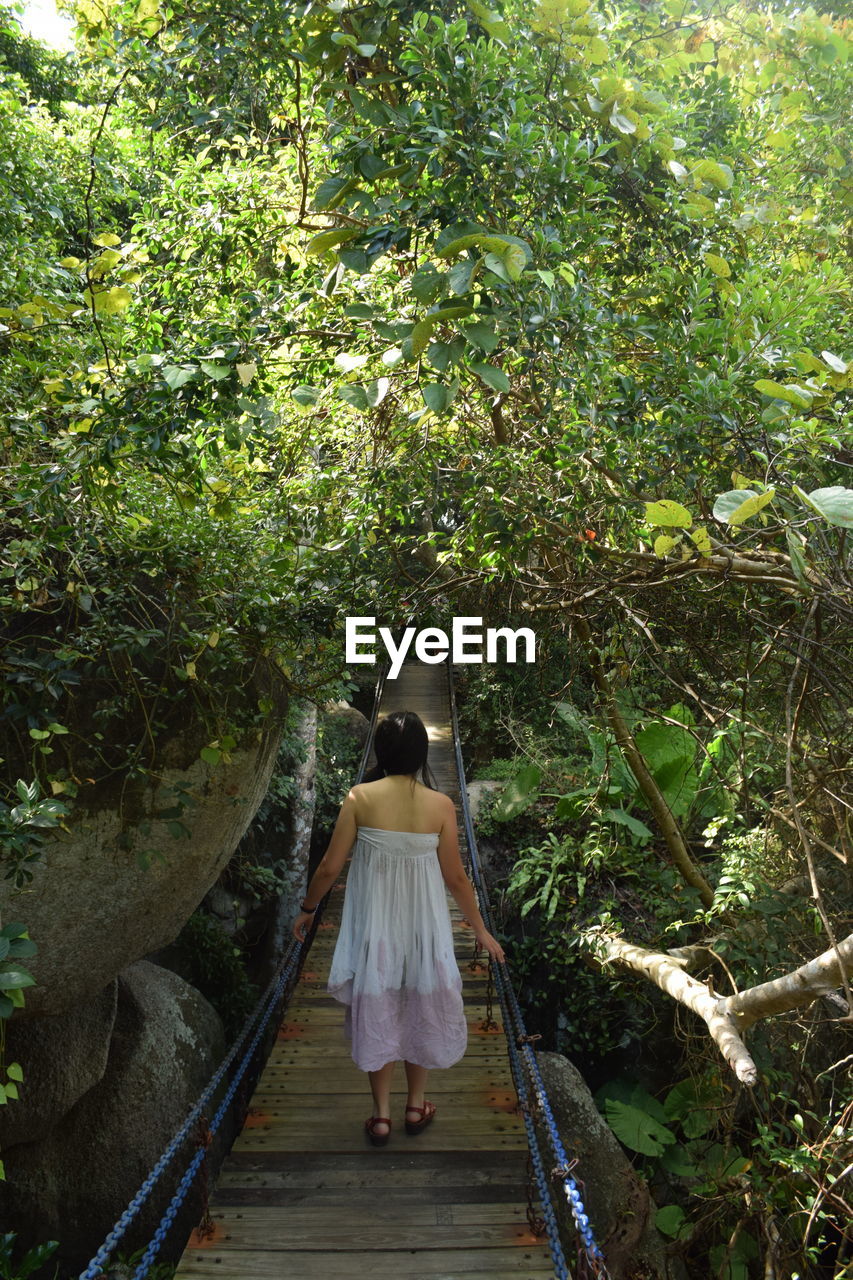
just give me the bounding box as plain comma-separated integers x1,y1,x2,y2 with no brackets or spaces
0,961,227,1271
534,1051,682,1280
1,727,280,1017
0,980,117,1150
323,699,370,753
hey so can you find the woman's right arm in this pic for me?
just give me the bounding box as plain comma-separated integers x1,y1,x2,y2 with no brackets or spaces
292,790,358,942
437,796,505,962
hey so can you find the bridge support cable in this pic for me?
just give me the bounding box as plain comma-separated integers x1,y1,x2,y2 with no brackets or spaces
79,668,389,1280
446,661,610,1280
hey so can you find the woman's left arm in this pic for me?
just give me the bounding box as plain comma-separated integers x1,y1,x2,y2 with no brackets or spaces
292,789,359,941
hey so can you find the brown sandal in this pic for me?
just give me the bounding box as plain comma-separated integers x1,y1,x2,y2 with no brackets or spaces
405,1100,436,1135
365,1116,392,1147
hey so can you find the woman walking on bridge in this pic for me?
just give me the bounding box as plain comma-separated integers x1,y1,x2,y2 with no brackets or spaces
293,709,505,1146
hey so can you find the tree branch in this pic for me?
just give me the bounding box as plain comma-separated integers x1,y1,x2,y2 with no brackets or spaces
586,930,853,1086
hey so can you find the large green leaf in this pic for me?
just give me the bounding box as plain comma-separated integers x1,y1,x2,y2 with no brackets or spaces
471,362,510,393
644,500,692,528
604,1099,677,1156
712,489,775,525
655,1205,687,1237
0,968,36,990
754,379,814,408
634,721,698,818
493,764,543,821
802,486,853,528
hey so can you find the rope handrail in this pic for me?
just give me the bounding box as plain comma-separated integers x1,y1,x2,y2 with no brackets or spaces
445,659,609,1280
80,668,389,1280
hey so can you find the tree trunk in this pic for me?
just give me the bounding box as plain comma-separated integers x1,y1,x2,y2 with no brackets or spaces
572,609,715,907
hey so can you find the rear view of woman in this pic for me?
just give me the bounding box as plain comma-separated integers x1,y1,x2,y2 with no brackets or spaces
293,710,504,1145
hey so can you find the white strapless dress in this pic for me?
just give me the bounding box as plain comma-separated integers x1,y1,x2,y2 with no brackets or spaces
327,826,468,1072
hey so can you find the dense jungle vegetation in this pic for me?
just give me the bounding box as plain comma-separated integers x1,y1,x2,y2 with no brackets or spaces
1,0,851,1273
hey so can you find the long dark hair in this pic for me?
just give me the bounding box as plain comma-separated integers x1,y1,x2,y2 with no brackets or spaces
363,710,436,788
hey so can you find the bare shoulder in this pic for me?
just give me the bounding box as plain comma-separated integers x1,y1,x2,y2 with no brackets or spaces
348,778,384,809
430,788,457,825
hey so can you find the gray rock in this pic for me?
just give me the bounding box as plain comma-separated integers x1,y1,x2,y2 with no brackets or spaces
323,700,370,750
534,1051,681,1280
0,980,117,1149
203,883,240,933
0,961,228,1270
466,779,503,821
1,728,281,1017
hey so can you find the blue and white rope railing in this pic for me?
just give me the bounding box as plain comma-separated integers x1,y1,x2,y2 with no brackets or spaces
446,660,609,1280
79,667,390,1280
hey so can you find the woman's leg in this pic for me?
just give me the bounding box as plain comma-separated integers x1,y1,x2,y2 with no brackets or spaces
404,1059,430,1116
367,1061,396,1136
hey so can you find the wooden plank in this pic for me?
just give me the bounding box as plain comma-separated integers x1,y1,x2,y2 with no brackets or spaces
217,1149,530,1179
230,1132,528,1153
213,1187,530,1206
183,1211,542,1250
195,1203,539,1228
175,1248,555,1277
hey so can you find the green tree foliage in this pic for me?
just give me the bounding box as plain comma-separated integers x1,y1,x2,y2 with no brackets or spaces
1,0,851,1267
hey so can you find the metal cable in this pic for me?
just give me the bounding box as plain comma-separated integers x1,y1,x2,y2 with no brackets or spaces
77,940,300,1280
129,941,303,1279
446,660,609,1277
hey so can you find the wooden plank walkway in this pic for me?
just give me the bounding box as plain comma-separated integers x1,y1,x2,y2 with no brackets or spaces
173,662,555,1279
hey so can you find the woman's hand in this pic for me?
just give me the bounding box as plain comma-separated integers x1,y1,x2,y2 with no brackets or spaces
292,911,315,943
474,928,506,964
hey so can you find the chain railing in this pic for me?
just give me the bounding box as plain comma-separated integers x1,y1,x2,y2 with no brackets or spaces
446,659,609,1280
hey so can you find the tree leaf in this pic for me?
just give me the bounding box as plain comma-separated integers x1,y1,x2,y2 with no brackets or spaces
465,322,499,353
655,1206,686,1237
604,1099,677,1156
422,383,449,414
602,808,653,839
484,251,509,281
609,110,637,135
502,244,527,280
410,264,446,303
689,525,712,554
703,252,731,278
338,383,369,411
820,350,848,374
470,362,510,393
365,377,390,408
712,488,775,525
335,352,369,372
406,319,435,359
802,486,853,528
314,175,356,210
306,227,360,256
754,379,814,408
162,365,196,390
0,969,36,990
200,361,231,380
493,764,543,821
654,534,680,558
644,500,693,528
291,384,321,406
693,159,734,190
88,286,133,316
